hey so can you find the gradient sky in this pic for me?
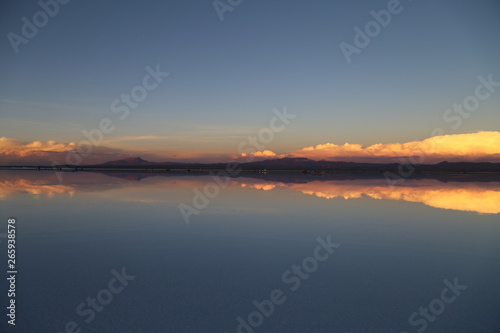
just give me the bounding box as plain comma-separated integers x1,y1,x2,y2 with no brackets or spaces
0,0,499,163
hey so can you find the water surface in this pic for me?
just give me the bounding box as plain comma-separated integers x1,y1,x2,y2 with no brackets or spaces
1,170,499,332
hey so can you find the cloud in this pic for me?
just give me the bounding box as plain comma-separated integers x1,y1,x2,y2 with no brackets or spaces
0,137,131,165
0,137,76,154
232,150,286,161
1,131,499,165
289,131,500,163
242,150,284,158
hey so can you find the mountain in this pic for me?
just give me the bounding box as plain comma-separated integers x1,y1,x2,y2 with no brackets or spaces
244,157,398,170
93,157,500,172
101,157,158,166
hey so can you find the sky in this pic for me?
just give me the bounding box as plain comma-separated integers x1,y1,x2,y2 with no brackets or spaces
0,0,499,164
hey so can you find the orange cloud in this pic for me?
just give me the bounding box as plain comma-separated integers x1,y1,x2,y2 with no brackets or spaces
1,131,499,165
289,131,500,163
236,150,286,160
0,137,76,155
0,137,132,165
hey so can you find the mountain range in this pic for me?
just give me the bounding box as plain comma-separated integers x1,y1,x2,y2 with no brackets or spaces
95,157,500,173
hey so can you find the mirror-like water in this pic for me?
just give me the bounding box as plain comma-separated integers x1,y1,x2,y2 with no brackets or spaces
1,170,499,332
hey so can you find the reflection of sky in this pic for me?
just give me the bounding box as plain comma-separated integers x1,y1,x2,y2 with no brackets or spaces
2,171,499,214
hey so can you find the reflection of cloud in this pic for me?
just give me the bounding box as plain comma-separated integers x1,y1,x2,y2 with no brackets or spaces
240,181,287,191
289,131,500,163
0,172,215,205
289,181,500,214
236,179,500,214
0,179,76,199
1,172,498,214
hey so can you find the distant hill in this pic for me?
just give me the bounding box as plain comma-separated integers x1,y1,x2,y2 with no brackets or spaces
94,157,500,173
101,157,158,166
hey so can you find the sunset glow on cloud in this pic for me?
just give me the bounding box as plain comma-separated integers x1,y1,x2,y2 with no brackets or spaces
237,150,286,161
0,137,130,165
1,131,499,165
0,137,76,154
288,131,500,163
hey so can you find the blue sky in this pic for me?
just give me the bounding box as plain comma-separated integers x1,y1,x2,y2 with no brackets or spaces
0,0,499,162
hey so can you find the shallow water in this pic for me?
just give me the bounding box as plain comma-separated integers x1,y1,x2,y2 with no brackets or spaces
1,170,499,332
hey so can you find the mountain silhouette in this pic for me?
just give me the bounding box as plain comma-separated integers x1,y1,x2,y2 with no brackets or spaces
95,157,500,172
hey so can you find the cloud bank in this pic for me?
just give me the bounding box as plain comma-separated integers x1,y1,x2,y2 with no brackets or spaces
1,131,499,165
0,137,130,165
248,131,500,163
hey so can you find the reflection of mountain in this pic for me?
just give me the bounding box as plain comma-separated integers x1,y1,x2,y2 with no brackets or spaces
1,171,499,214
93,169,500,184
